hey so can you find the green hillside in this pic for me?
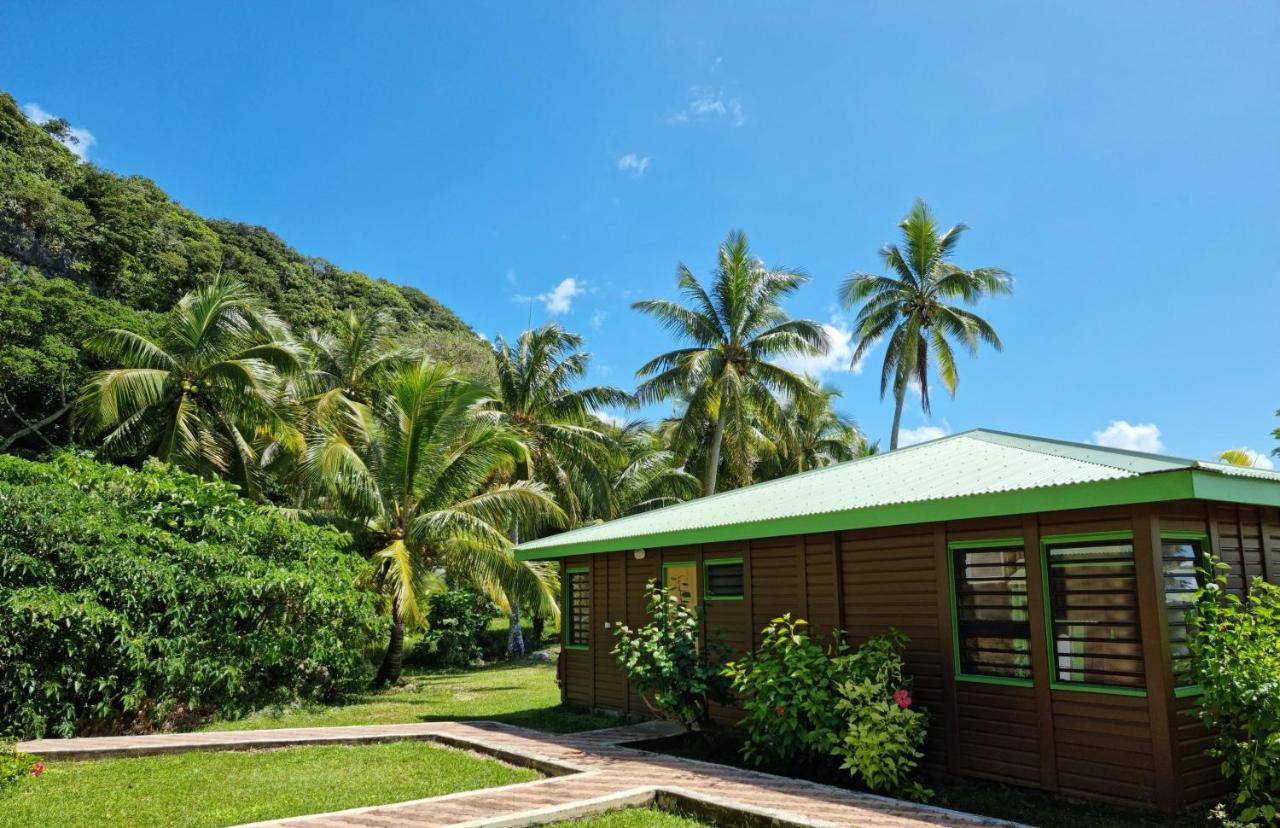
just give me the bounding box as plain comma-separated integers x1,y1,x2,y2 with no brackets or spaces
0,91,477,450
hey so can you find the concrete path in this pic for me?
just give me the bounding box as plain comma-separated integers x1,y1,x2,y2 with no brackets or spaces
19,721,1021,828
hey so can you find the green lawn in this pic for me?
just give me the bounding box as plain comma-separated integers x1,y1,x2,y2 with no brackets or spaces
0,741,538,828
548,807,711,827
206,658,619,734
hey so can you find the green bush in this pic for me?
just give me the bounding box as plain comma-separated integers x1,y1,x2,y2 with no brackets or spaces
830,629,931,801
0,452,385,738
1191,557,1280,826
406,588,498,669
612,581,728,729
723,615,845,765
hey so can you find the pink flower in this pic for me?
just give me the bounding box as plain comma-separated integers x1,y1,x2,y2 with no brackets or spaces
30,761,44,778
894,689,912,709
774,705,785,718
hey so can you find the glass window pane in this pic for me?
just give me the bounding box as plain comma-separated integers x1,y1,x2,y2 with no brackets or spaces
953,546,1032,681
705,561,744,598
1161,539,1203,688
1047,541,1144,689
568,570,591,647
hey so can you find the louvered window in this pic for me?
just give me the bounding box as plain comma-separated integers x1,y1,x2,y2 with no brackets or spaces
952,546,1033,680
1162,538,1204,687
1046,541,1145,689
567,569,590,648
704,559,744,599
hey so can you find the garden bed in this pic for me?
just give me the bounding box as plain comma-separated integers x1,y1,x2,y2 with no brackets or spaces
630,730,1211,828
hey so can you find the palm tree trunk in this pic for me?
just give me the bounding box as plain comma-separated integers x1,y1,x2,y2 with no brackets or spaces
531,612,545,644
507,525,526,658
703,401,728,496
373,598,405,688
889,389,906,451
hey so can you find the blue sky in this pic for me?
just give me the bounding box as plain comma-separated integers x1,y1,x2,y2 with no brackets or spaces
3,2,1278,463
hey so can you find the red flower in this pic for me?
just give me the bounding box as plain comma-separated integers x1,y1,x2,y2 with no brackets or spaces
774,705,785,718
30,761,44,778
893,689,912,709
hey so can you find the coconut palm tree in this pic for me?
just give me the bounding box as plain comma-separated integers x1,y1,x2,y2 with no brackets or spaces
76,277,304,498
486,323,629,655
760,381,868,479
602,420,700,516
298,308,406,431
633,230,829,495
840,198,1011,450
299,358,564,686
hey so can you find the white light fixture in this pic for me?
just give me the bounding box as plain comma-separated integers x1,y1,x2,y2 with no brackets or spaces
633,549,646,560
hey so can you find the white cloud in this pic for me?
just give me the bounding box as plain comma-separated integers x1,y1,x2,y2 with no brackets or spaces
1092,421,1164,453
617,154,650,177
775,318,863,380
591,409,626,429
504,269,517,286
1219,447,1275,470
670,86,745,127
590,310,608,330
535,277,583,315
23,102,95,161
898,425,950,447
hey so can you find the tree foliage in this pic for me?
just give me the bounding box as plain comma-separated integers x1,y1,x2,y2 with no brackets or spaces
840,198,1010,450
0,452,384,739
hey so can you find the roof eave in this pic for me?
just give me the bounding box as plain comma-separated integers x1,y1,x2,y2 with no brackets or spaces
515,470,1200,561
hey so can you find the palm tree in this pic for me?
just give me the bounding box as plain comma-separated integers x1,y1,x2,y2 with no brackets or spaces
1218,448,1267,468
633,230,829,495
760,381,868,479
76,277,304,498
602,420,700,516
298,309,406,431
487,323,628,655
840,198,1011,450
299,358,564,686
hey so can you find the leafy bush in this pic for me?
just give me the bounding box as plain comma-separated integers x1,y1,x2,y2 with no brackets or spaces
406,588,498,669
723,615,845,764
0,742,42,795
1191,557,1280,826
0,452,385,738
612,581,728,729
831,629,931,801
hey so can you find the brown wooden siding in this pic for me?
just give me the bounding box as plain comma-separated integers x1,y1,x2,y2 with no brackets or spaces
556,500,1280,810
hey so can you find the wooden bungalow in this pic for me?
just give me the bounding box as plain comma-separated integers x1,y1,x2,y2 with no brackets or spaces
515,429,1280,811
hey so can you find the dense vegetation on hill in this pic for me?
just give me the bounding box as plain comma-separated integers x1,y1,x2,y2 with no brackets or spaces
0,90,483,451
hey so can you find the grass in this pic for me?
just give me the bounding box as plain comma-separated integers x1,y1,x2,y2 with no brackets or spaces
205,658,620,734
0,740,538,828
548,807,711,827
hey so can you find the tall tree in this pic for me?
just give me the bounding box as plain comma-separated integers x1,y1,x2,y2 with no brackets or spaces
297,309,406,431
299,359,563,686
756,381,869,480
602,419,700,516
75,277,303,498
633,230,828,495
840,199,1011,450
485,323,628,655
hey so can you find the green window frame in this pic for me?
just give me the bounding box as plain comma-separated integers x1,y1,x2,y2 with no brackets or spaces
703,557,745,601
1041,532,1146,697
565,567,590,650
1162,531,1209,697
948,538,1034,687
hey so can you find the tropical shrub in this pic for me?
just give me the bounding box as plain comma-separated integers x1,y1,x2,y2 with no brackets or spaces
1191,557,1280,826
612,581,728,729
409,588,498,669
0,452,384,738
0,742,42,795
830,629,931,801
723,615,845,765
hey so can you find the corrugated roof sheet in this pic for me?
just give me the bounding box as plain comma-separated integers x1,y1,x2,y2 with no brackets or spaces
516,428,1280,555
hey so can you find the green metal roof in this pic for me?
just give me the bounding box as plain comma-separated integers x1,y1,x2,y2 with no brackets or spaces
516,429,1280,560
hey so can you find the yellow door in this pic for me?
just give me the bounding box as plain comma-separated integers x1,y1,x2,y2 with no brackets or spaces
663,562,698,610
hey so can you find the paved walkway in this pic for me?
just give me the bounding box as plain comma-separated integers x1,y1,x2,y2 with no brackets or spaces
19,721,1020,828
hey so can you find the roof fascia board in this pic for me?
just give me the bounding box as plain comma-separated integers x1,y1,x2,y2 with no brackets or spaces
1190,470,1280,508
516,470,1197,561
